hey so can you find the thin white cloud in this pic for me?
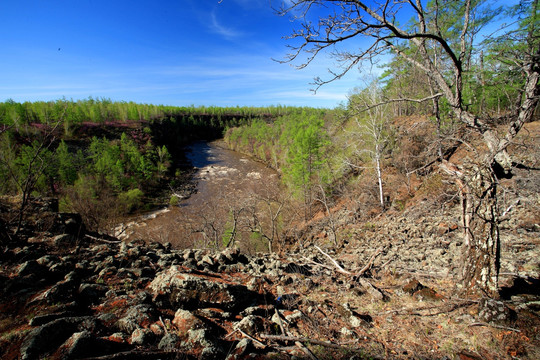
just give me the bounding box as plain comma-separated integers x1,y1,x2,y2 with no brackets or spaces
209,11,243,39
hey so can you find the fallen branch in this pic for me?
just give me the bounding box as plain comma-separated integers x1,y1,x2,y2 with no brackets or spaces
81,351,183,360
356,246,384,276
395,269,449,279
237,329,267,349
386,300,476,316
259,334,346,350
313,245,385,299
295,341,319,360
500,198,520,219
274,308,287,336
314,245,353,275
159,316,168,335
301,255,334,271
469,322,521,332
380,257,393,269
224,328,239,340
85,234,121,244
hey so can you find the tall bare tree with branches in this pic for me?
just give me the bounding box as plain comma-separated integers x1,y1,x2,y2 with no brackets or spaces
277,0,539,296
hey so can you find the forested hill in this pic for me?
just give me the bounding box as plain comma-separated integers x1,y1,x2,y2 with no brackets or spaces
0,98,325,140
0,98,329,233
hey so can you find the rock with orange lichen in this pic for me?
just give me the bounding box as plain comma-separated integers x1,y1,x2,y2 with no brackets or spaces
149,265,260,310
172,309,204,335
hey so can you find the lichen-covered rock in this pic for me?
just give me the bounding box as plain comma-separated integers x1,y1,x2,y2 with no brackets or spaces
130,328,155,345
172,309,204,334
117,304,156,333
20,317,96,360
57,330,94,359
225,338,255,360
158,333,182,350
78,283,108,304
185,328,225,360
17,260,46,277
478,298,513,323
149,266,258,310
234,315,264,335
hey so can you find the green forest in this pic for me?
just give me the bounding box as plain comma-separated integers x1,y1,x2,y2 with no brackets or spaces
0,98,330,233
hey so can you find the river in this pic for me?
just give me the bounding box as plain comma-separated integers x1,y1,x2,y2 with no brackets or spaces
116,140,282,252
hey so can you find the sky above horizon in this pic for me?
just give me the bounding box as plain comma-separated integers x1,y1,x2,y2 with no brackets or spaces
0,0,372,108
0,0,517,109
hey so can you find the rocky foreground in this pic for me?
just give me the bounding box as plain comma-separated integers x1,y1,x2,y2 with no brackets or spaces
1,201,540,360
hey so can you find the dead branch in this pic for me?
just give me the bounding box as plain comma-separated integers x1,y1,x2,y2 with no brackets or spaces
386,300,476,316
237,329,267,349
81,351,184,360
350,93,443,113
312,245,385,299
395,269,450,279
500,198,520,219
300,255,334,272
356,246,384,275
314,245,353,275
295,341,319,360
259,334,346,350
469,322,521,333
274,308,287,336
85,234,121,244
159,316,168,335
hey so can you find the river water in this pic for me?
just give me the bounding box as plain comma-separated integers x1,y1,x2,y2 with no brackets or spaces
117,140,281,251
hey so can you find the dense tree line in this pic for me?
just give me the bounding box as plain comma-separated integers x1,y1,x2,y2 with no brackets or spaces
0,99,323,235
0,97,320,133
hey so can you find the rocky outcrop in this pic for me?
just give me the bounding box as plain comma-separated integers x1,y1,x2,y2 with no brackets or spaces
149,265,262,310
1,196,539,360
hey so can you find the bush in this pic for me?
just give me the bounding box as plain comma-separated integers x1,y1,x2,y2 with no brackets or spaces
119,188,144,213
169,194,179,206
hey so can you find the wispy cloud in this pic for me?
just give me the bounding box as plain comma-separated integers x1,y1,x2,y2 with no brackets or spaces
209,11,243,39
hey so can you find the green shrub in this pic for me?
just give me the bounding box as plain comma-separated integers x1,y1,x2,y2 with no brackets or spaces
119,188,144,213
169,195,179,206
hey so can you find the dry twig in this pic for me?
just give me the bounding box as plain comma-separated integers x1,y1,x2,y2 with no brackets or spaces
260,334,346,350
469,322,521,332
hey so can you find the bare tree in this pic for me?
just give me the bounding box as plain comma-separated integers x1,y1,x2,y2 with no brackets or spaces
346,80,393,210
278,0,539,296
244,187,289,253
0,120,62,237
314,184,339,245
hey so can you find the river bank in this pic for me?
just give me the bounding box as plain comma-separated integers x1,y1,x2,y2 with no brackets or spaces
115,140,282,252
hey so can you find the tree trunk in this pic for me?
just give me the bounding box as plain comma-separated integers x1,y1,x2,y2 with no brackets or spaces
442,162,501,297
460,167,500,297
375,154,384,210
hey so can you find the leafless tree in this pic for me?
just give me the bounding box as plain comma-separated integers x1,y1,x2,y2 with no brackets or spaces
346,80,393,210
277,0,539,296
243,186,289,253
314,184,339,245
0,119,63,237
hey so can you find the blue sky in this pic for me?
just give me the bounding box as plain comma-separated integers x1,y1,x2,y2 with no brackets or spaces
0,0,366,108
0,0,518,108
